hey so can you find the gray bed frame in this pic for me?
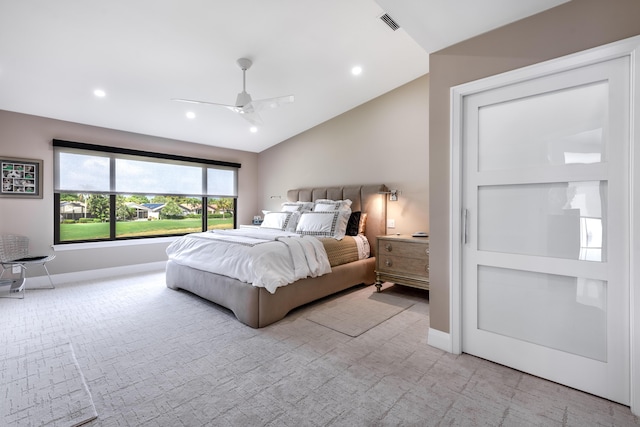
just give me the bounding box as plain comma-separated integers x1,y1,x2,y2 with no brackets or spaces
165,184,385,328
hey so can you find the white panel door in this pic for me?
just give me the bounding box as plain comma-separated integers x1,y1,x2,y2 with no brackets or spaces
461,56,630,404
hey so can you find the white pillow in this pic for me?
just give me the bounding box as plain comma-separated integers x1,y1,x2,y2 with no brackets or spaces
295,210,351,240
313,199,352,211
260,211,300,232
281,201,314,212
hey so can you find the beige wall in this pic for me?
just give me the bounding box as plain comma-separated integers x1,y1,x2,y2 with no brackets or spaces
258,75,430,237
429,0,640,333
0,110,259,276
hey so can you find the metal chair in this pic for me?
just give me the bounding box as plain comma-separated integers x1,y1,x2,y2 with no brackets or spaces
0,234,55,299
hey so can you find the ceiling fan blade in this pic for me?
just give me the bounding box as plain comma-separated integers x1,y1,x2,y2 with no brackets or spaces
173,98,247,115
246,95,295,112
239,111,264,126
171,98,236,108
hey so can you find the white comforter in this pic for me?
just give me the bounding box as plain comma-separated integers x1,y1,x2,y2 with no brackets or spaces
165,228,332,293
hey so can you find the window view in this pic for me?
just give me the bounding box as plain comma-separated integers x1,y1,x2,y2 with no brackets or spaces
59,193,110,240
206,198,235,231
115,195,204,238
54,140,239,243
59,194,235,241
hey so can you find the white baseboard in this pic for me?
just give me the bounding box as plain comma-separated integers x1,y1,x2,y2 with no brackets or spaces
427,327,453,353
24,261,167,288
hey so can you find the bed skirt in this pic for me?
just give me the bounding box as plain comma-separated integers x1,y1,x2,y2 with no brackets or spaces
165,257,376,328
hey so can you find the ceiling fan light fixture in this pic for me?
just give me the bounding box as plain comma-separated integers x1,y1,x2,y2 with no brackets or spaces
235,90,252,107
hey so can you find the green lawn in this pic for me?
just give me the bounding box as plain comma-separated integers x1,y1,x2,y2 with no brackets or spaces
60,218,234,241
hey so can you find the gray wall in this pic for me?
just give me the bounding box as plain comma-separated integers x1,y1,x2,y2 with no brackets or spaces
429,0,640,333
258,75,430,237
0,110,259,275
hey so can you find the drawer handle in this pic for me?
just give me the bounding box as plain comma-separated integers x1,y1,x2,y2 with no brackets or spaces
385,259,393,267
384,243,392,252
425,249,430,255
426,265,430,272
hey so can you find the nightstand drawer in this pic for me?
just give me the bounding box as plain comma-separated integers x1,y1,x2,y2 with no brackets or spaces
378,254,429,277
379,240,429,259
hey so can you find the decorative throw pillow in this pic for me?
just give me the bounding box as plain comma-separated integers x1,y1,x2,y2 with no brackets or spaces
346,211,362,236
358,212,368,235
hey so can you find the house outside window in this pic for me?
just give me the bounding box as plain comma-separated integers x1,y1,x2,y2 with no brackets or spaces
53,140,240,243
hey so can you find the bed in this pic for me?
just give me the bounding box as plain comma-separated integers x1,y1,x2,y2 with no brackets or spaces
165,184,385,328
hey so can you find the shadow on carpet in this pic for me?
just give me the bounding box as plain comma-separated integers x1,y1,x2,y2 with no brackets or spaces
305,286,414,337
2,342,98,427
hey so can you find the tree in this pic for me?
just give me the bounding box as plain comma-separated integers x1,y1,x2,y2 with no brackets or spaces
116,195,135,221
127,195,150,205
60,193,79,202
160,200,184,219
151,195,168,203
185,197,202,213
87,194,109,222
216,198,234,217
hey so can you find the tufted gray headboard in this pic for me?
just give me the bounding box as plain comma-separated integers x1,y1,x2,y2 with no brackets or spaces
286,184,386,257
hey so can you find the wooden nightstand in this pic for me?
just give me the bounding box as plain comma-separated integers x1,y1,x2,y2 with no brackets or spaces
375,234,429,292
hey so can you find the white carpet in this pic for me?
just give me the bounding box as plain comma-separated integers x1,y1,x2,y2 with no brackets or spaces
1,273,637,426
1,342,98,427
305,286,415,336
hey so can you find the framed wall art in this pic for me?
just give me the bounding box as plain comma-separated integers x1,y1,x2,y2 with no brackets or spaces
1,157,43,198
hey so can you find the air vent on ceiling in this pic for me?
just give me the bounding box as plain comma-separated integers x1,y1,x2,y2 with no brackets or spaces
379,13,400,31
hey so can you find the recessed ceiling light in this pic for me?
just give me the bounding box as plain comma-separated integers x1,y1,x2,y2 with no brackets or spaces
186,111,196,119
93,89,106,98
250,126,258,133
351,66,363,76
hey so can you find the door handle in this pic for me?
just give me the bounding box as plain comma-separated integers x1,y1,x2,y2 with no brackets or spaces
462,209,468,244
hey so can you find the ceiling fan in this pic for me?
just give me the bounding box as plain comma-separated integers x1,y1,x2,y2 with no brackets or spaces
172,58,294,126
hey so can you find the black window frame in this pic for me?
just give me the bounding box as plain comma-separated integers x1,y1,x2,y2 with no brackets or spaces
53,139,240,244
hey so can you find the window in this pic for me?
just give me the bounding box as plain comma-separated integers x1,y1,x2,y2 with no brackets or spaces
53,140,240,243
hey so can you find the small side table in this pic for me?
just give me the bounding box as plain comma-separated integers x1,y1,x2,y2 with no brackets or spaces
375,234,429,292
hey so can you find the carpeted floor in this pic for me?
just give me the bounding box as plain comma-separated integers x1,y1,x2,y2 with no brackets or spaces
1,342,97,426
0,270,638,426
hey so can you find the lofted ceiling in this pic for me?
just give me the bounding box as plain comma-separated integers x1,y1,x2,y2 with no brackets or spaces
0,0,567,153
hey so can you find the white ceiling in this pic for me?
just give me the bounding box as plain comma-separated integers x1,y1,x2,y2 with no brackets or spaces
0,0,567,153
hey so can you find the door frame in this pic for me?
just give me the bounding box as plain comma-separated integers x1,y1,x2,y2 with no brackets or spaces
449,35,640,415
